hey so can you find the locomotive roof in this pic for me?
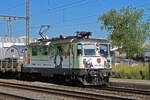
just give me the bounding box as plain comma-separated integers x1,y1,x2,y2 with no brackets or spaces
29,32,109,46
29,37,108,46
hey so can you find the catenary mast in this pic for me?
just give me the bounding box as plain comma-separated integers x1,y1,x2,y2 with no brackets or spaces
26,0,30,45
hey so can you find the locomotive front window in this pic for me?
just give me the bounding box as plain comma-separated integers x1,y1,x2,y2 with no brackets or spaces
84,44,96,56
100,44,109,56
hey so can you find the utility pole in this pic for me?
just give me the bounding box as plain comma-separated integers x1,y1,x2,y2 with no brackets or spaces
7,17,12,38
0,15,26,40
26,0,30,46
0,0,29,45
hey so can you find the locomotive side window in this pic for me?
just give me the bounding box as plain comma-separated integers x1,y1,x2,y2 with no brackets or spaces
77,44,82,56
84,44,96,56
41,46,48,55
32,46,37,56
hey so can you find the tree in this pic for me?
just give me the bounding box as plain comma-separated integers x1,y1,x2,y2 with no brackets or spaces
98,6,150,58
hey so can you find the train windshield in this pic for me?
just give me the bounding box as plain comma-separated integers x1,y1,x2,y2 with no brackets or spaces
84,44,96,56
100,44,110,56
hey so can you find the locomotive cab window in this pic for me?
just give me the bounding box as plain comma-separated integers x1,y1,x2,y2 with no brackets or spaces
84,44,96,56
32,46,37,56
100,44,109,56
77,44,82,56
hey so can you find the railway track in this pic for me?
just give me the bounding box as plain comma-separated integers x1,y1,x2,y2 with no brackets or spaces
0,80,142,100
103,86,150,95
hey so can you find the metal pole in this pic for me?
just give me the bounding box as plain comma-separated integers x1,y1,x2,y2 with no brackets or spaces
9,19,12,38
7,20,10,37
26,0,30,46
7,17,12,42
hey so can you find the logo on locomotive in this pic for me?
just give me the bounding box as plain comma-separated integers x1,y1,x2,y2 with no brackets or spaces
83,58,93,68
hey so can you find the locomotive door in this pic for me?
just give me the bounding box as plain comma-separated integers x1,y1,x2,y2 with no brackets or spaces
68,44,74,69
70,44,77,69
70,45,74,69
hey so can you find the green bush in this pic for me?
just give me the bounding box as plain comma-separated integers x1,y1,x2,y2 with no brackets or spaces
112,64,150,80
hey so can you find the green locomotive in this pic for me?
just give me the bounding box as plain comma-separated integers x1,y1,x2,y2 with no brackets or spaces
23,32,112,85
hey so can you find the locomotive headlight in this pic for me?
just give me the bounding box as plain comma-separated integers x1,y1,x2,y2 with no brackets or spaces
107,59,111,68
104,59,111,68
107,64,110,68
104,61,106,65
107,59,110,64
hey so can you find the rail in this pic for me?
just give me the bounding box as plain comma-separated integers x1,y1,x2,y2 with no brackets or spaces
0,80,139,100
103,86,150,95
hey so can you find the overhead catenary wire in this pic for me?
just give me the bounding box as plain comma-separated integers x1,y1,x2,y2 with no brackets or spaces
64,13,100,22
31,0,89,16
13,21,97,36
0,0,34,12
0,2,25,12
1,0,150,38
47,0,88,11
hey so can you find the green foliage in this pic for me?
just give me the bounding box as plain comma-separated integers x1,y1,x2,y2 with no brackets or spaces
98,6,150,58
112,64,149,80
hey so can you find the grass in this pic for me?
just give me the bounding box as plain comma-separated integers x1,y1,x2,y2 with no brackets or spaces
112,64,150,80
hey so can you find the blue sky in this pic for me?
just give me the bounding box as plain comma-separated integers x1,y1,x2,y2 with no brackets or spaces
0,0,150,39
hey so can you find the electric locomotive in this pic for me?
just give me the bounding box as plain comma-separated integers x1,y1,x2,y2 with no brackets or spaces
22,31,112,85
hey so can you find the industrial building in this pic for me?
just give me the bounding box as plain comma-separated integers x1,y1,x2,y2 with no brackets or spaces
0,36,36,59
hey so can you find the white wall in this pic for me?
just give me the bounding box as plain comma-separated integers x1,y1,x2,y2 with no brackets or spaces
0,37,37,59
